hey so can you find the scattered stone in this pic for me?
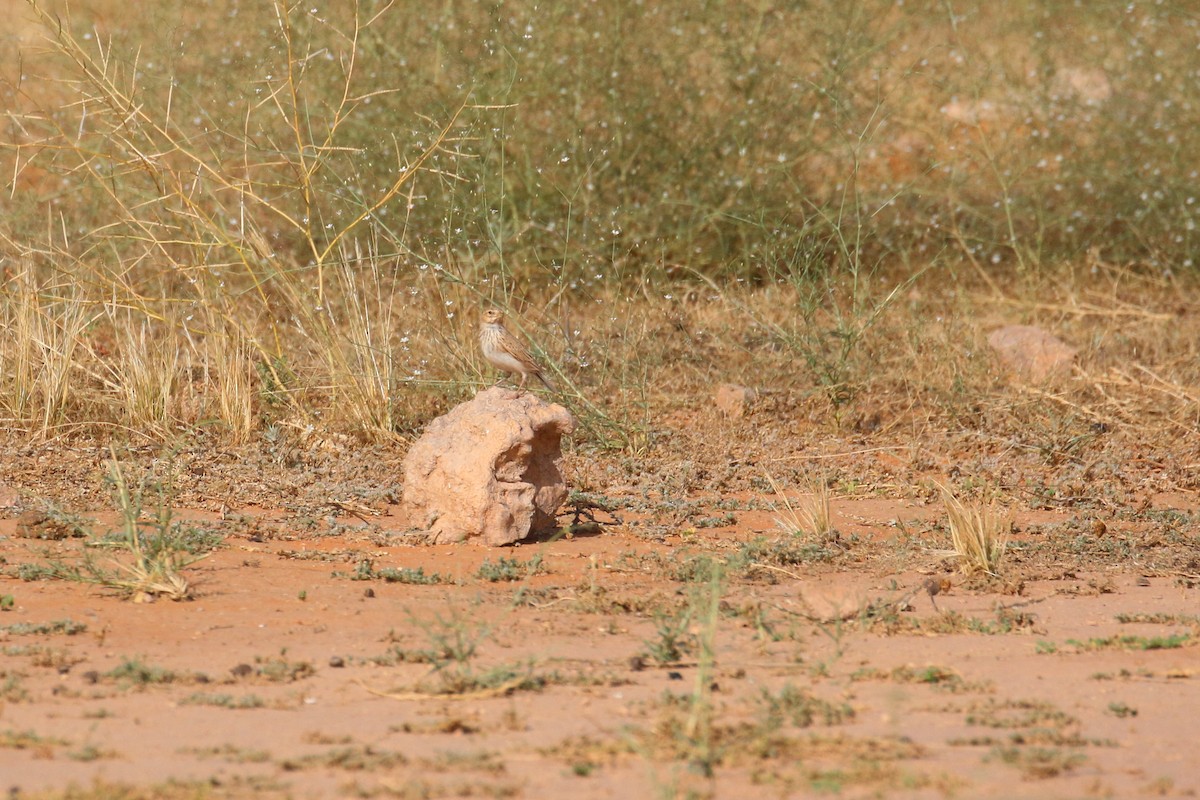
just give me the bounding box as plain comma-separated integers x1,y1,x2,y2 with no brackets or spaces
329,656,345,668
230,663,253,679
363,587,376,599
715,383,758,418
401,387,575,546
987,325,1077,382
14,510,80,540
0,482,19,511
628,656,646,672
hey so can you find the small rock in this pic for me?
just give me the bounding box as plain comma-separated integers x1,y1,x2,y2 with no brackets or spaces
329,656,345,668
0,482,19,511
14,510,74,540
987,325,1077,383
363,587,376,599
715,384,758,418
230,663,253,679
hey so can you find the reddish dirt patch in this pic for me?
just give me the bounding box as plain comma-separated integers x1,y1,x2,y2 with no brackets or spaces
2,490,1198,799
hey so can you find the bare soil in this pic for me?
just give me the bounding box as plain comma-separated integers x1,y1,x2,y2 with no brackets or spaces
1,419,1198,800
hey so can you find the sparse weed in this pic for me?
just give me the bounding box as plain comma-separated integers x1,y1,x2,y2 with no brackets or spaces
87,455,211,600
402,606,542,696
0,619,87,636
643,607,698,666
758,684,855,728
0,674,29,703
1065,633,1191,652
104,658,178,688
180,693,266,710
342,559,448,585
476,555,545,583
1107,702,1138,718
251,654,316,684
987,746,1086,780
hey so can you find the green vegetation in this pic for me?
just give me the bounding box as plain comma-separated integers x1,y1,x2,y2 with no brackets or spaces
1065,633,1192,652
1,1,1196,443
104,658,178,687
14,458,217,601
179,693,266,710
475,555,545,583
341,559,449,585
0,619,87,636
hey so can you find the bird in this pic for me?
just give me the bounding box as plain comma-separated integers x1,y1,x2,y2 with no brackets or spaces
479,308,555,391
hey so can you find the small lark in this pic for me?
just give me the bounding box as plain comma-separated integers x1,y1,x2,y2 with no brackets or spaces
479,308,555,391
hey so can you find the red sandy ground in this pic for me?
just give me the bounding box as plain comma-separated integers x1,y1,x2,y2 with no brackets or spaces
2,493,1198,799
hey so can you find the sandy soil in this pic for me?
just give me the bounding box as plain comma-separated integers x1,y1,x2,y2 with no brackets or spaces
2,476,1198,799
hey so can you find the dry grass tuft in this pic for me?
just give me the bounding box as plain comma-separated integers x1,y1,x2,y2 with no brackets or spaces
939,485,1009,577
767,473,835,540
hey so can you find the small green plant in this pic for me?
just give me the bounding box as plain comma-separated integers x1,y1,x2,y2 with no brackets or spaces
105,658,177,687
342,559,447,584
1035,640,1058,655
476,555,545,583
67,744,117,762
1107,702,1137,718
1066,633,1191,652
253,653,316,683
643,606,697,665
404,606,542,696
33,455,214,601
988,746,1086,779
0,675,29,703
180,693,266,709
0,619,87,636
92,455,210,600
0,728,68,751
0,595,14,610
758,684,855,728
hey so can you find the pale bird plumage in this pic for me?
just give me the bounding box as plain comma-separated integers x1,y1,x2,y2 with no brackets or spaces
479,309,554,391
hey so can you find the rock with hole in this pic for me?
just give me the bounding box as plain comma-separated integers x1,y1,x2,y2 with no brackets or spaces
401,387,575,546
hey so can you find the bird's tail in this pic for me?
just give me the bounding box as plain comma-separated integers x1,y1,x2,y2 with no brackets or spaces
536,371,556,391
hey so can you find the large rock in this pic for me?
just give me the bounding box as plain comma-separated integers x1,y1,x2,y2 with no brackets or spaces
401,387,575,545
987,325,1077,383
